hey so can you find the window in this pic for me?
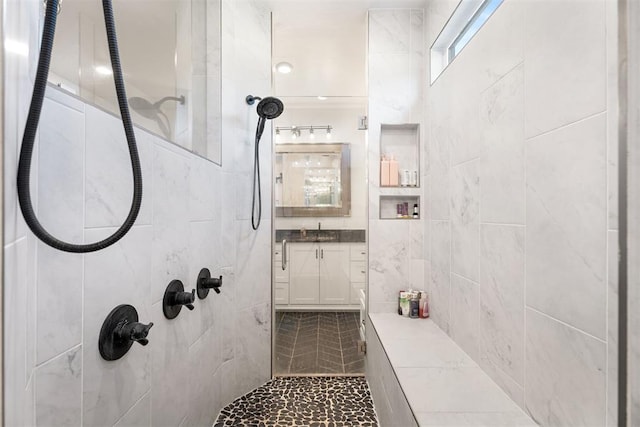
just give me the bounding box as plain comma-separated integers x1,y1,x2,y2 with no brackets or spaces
430,0,504,83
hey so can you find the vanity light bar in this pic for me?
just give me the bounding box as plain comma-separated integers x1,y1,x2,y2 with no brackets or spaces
276,125,332,139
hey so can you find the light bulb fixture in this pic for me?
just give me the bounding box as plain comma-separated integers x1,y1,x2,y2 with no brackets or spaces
317,96,328,101
275,125,333,141
275,62,293,74
95,65,113,76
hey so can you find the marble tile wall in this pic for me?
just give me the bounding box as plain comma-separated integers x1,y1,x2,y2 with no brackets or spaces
368,9,426,314
3,0,272,425
424,0,618,425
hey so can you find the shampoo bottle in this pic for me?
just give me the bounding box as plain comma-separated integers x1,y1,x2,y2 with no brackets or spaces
389,156,399,186
380,156,390,186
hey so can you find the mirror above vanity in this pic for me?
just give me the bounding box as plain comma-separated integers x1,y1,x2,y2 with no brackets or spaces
275,143,351,217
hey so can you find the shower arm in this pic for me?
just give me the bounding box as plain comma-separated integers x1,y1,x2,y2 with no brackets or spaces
154,95,185,108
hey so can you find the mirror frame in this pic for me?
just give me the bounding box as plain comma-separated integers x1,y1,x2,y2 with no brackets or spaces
275,143,351,217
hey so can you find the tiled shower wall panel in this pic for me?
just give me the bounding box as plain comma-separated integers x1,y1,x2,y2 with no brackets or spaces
425,0,618,425
367,9,427,314
3,0,272,425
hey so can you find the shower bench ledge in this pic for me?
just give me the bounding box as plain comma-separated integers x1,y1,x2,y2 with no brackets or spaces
366,313,537,426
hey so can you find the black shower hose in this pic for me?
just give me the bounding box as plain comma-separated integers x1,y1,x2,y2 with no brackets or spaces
17,0,142,253
251,116,266,230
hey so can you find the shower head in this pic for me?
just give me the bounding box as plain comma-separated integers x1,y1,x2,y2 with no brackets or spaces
256,97,284,120
128,95,185,119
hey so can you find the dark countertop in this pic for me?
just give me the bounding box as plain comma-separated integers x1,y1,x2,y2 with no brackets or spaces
275,229,366,243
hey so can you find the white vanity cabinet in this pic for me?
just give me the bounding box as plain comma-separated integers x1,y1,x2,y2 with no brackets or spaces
283,242,357,308
274,245,290,305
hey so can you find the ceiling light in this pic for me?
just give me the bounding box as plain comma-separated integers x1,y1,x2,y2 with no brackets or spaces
317,96,328,101
275,62,293,74
95,65,113,76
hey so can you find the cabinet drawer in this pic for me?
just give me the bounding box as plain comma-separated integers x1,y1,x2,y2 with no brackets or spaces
350,261,366,282
275,282,289,305
275,261,289,282
350,244,367,261
350,282,364,305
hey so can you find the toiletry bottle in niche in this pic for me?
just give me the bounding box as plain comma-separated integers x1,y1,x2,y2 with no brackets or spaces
403,202,409,218
411,170,418,187
413,204,419,218
397,204,403,218
380,156,390,187
389,156,399,186
420,293,429,318
401,169,410,187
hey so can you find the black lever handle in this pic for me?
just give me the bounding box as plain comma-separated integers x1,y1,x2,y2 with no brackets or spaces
116,320,154,346
196,268,223,299
163,280,196,319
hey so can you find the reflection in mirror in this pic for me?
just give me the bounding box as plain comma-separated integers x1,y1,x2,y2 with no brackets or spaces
275,144,351,217
45,0,222,164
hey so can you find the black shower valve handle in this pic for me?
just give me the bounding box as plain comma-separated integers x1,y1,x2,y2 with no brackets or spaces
116,320,154,346
173,289,196,310
200,275,223,294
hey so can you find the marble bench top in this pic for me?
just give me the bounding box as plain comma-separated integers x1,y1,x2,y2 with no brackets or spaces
368,313,537,426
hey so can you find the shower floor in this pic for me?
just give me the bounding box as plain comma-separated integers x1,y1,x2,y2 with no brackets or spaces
214,376,378,426
274,311,364,375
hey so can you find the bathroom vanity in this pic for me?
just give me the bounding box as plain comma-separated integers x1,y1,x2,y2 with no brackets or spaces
275,229,366,310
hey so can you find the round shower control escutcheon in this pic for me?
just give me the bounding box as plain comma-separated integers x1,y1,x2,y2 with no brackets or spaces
99,304,153,361
162,279,196,319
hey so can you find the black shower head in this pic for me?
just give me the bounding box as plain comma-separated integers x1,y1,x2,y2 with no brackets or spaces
256,97,284,120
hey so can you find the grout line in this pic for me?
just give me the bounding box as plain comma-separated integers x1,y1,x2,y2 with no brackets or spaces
525,110,607,142
451,271,480,286
34,343,82,369
479,221,526,227
451,156,481,168
526,306,607,344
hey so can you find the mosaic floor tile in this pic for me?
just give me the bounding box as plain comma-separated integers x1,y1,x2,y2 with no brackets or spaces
214,376,378,427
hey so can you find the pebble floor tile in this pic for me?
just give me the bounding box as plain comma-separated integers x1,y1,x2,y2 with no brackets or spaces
214,376,378,427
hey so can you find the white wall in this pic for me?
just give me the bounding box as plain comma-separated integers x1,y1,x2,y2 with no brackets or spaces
3,0,272,425
367,9,427,313
274,102,368,230
424,0,618,425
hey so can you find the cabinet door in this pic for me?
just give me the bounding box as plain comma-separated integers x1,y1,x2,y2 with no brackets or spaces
319,244,350,304
289,243,319,304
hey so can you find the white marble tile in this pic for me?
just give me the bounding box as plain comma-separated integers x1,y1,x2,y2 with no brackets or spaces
525,308,606,426
448,0,524,93
218,266,236,363
82,227,152,426
113,393,150,427
151,299,191,427
235,219,271,304
478,356,525,410
409,220,424,260
369,220,410,308
384,335,476,369
185,329,220,427
524,0,606,138
479,65,525,225
430,220,451,332
4,239,34,427
451,160,479,281
429,117,451,221
216,359,239,411
607,230,619,426
606,0,619,232
369,53,415,124
188,155,220,222
369,10,411,54
526,113,607,339
479,224,525,385
35,346,82,427
152,145,191,304
415,411,536,426
396,366,521,413
35,96,85,363
220,172,237,268
450,274,480,361
234,303,271,395
85,105,154,228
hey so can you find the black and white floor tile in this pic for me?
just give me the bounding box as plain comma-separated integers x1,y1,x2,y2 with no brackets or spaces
275,312,364,375
214,376,378,427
